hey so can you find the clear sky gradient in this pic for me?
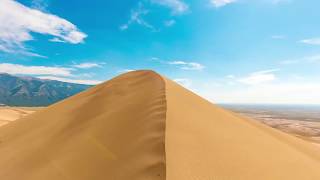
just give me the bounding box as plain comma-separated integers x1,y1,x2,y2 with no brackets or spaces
1,0,320,104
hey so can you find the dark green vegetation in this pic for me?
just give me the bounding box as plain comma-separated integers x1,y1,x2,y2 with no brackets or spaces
0,73,90,106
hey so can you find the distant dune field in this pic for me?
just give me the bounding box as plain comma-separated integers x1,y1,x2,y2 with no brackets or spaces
0,71,319,180
0,107,40,127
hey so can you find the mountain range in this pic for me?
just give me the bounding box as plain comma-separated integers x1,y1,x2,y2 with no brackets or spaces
0,73,90,106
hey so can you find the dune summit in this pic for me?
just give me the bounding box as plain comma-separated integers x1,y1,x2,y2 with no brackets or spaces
0,70,320,180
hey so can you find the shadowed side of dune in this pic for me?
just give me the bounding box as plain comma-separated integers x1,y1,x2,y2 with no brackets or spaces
164,77,320,180
0,71,166,180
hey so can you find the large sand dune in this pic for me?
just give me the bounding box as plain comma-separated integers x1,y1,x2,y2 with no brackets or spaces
0,70,319,179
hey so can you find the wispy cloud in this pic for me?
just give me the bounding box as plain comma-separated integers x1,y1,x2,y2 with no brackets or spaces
174,78,192,88
49,37,67,43
0,63,74,76
120,2,156,31
164,19,176,27
210,0,237,8
306,55,320,63
31,0,49,11
38,76,102,85
280,54,320,65
300,38,320,45
271,35,286,39
238,69,279,85
169,61,205,70
280,59,300,65
0,0,87,56
151,0,189,14
270,0,291,5
72,62,105,69
226,74,235,79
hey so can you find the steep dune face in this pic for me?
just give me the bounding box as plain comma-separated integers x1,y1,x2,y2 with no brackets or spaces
0,70,320,180
0,71,166,180
165,78,320,179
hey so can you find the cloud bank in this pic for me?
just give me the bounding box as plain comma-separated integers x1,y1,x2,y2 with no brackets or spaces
169,60,205,70
0,63,73,76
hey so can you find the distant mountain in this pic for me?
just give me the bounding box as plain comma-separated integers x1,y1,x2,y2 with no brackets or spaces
0,73,91,106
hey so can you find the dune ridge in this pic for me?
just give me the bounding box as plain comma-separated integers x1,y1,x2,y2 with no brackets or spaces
0,107,39,127
0,70,320,180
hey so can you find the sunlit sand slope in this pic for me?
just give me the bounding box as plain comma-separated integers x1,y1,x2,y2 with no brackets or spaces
0,70,320,180
0,107,38,127
165,77,320,180
0,71,166,180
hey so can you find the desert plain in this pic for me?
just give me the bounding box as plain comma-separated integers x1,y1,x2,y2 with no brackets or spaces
225,104,320,146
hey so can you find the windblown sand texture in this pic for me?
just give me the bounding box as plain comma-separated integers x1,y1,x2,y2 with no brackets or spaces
0,107,38,127
0,70,319,180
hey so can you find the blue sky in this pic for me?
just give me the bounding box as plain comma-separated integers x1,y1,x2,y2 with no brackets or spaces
1,0,320,104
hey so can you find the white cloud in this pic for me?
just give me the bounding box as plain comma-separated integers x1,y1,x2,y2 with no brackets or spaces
81,73,95,78
169,60,205,70
151,0,189,14
280,54,320,65
305,55,320,63
300,38,320,45
271,35,286,39
0,0,87,55
118,69,135,73
38,76,102,85
238,69,279,85
49,37,66,43
164,19,176,27
119,24,129,31
0,63,73,76
210,0,237,7
174,78,192,88
73,62,104,69
226,74,235,79
120,2,156,31
280,59,300,65
209,0,289,8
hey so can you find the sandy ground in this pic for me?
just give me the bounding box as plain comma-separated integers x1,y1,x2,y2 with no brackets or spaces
0,107,40,127
0,70,319,180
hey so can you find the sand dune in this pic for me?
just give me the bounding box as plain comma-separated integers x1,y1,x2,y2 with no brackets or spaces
0,107,38,127
0,70,319,179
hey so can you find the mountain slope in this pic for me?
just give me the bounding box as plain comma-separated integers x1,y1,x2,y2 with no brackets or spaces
0,73,90,106
0,70,319,180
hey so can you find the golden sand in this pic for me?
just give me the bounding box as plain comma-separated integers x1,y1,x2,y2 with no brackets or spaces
0,107,38,127
0,70,319,180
